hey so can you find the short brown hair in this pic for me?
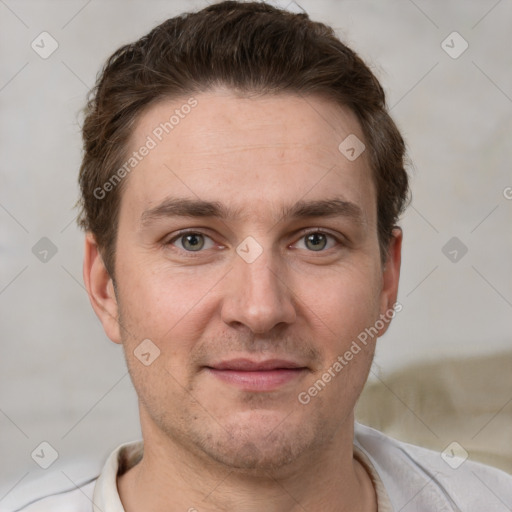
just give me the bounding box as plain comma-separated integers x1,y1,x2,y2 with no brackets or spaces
77,0,410,278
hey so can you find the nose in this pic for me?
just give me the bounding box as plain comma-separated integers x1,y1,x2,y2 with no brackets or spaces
220,246,297,334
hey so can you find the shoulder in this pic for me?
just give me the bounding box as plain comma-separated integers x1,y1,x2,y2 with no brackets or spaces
9,477,97,512
8,440,142,512
354,422,512,511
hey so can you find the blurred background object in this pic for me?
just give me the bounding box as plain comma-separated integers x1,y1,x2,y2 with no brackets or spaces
356,350,512,473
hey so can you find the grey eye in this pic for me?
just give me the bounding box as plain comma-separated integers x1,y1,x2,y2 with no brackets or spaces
174,233,209,251
304,232,328,251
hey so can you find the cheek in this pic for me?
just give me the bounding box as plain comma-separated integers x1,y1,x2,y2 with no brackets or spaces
117,273,203,409
295,261,382,348
116,261,226,387
117,259,217,335
296,265,381,413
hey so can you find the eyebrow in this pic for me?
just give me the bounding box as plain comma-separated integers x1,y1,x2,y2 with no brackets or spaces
140,196,364,228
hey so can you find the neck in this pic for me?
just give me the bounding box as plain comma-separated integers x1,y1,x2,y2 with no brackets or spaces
117,412,376,512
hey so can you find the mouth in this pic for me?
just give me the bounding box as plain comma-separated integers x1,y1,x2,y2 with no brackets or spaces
204,358,309,391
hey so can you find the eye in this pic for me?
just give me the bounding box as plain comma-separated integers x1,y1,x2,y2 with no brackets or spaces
293,231,339,252
169,231,216,252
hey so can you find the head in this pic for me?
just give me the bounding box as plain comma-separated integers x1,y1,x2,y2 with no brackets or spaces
80,1,409,474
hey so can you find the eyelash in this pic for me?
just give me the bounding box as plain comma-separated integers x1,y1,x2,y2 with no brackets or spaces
165,228,343,255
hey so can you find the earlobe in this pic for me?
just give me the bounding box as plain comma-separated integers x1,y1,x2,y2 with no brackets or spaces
83,233,122,344
378,227,403,336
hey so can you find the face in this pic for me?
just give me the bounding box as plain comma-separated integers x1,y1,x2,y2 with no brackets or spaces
85,88,401,473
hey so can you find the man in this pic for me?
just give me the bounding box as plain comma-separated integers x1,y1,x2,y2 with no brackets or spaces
16,1,512,511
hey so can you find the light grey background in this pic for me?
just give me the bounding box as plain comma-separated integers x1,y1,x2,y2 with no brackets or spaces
1,0,511,509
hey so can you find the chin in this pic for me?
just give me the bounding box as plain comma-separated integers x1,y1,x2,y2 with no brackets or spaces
193,409,327,473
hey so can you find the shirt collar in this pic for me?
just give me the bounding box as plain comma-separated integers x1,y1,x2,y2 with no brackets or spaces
92,440,142,512
92,438,391,511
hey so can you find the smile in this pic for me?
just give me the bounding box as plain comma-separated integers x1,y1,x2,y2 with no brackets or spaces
205,358,309,391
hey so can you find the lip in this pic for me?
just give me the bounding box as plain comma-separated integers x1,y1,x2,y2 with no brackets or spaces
205,358,308,391
209,358,305,371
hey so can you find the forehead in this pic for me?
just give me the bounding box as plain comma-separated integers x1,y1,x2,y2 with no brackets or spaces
120,89,375,225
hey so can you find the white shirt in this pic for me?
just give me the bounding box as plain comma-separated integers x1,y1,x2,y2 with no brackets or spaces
11,422,512,512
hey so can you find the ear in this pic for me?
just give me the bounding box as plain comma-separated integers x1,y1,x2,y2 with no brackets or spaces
377,227,403,336
83,232,122,344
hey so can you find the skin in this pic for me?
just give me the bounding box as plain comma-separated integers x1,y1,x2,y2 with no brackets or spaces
84,88,402,512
